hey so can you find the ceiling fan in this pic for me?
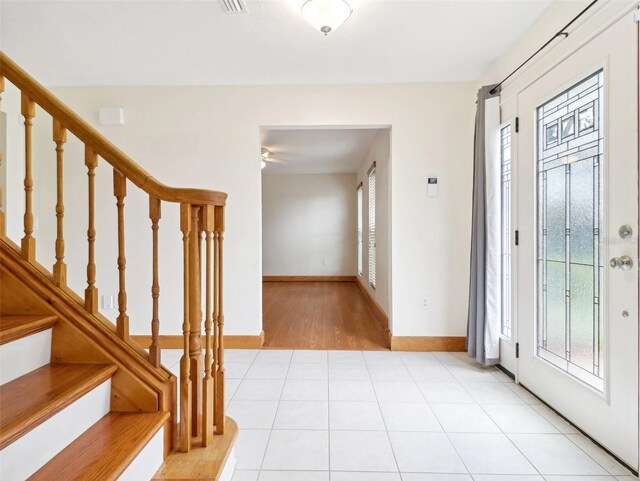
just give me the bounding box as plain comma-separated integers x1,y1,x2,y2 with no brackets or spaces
261,148,287,169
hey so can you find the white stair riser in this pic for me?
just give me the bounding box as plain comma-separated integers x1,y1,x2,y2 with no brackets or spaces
118,427,164,481
0,329,51,385
0,379,111,481
220,448,237,481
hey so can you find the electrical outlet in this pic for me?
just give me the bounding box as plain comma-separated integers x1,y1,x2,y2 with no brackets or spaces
421,297,428,310
322,259,327,266
102,295,115,310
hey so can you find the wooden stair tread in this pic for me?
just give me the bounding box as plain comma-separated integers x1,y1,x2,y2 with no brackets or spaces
0,314,58,345
152,417,239,481
0,362,117,449
29,411,169,481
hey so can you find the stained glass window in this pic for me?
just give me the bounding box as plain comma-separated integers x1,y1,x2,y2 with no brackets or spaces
500,124,512,338
536,70,604,391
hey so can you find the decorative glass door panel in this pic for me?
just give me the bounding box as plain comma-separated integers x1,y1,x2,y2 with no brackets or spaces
516,11,637,467
536,70,604,391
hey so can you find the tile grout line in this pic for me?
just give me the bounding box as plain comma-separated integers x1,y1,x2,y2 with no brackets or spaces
492,372,627,476
399,352,446,481
563,431,634,476
410,353,474,478
448,357,532,477
326,350,331,475
363,351,402,477
442,358,545,477
227,350,631,479
256,350,292,473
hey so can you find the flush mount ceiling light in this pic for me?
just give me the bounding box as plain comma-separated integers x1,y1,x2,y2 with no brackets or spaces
301,0,353,36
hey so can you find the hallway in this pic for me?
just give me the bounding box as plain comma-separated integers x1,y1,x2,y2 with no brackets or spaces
262,281,389,350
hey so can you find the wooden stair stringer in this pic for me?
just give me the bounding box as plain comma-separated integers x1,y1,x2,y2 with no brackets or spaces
0,237,177,454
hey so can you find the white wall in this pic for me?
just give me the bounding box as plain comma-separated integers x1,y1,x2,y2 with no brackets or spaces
0,82,476,337
262,173,357,277
2,83,26,245
356,130,391,320
0,111,6,218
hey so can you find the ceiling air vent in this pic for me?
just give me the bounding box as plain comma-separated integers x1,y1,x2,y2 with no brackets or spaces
219,0,248,14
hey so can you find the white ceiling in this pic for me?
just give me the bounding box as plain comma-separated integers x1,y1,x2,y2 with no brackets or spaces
0,0,554,86
261,127,384,174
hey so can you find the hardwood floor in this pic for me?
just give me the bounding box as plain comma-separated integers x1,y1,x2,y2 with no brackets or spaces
262,281,389,350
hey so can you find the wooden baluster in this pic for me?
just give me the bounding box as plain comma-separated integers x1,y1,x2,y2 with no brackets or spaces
179,203,192,452
85,147,98,314
189,206,203,437
201,206,214,446
0,75,4,236
212,218,220,435
214,205,225,434
149,196,162,368
21,93,36,261
114,170,129,339
52,120,67,286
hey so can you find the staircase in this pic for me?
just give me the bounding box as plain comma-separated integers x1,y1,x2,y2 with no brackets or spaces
0,52,237,480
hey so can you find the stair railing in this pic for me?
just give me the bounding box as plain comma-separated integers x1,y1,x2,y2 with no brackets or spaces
0,52,226,451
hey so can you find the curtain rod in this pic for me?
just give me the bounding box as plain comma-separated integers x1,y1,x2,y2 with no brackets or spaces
489,0,600,95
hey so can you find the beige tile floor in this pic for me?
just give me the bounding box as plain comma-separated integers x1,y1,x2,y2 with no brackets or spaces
161,349,637,481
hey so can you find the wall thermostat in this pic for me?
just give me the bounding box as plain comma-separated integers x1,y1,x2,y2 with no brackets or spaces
427,177,438,197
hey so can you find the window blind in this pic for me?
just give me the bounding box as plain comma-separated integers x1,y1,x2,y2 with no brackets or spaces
357,183,363,276
368,163,376,289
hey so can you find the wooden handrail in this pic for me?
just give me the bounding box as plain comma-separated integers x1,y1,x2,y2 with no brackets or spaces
1,52,228,453
0,52,226,207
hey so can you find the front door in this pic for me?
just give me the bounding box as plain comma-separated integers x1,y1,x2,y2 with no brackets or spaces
516,10,638,468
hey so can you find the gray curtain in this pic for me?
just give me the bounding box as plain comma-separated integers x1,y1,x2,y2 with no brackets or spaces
467,85,500,366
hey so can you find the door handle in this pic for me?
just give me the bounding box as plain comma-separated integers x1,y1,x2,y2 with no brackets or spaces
610,255,633,270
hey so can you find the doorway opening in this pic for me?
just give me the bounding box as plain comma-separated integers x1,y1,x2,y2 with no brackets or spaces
260,126,391,350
